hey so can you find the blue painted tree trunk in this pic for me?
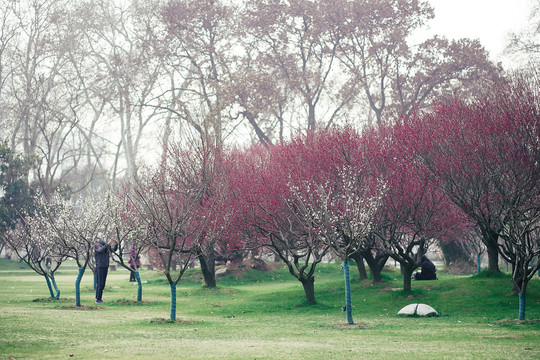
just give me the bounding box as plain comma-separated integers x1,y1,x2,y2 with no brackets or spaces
342,260,354,325
44,274,55,299
477,254,481,274
518,292,526,320
170,283,177,322
135,271,142,302
51,275,60,300
75,267,85,307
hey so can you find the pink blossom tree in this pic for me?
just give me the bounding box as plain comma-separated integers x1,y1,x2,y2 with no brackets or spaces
187,145,233,288
407,101,505,274
482,75,540,319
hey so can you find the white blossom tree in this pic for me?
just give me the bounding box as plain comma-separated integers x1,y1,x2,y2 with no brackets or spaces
1,210,66,300
288,165,384,324
39,191,111,306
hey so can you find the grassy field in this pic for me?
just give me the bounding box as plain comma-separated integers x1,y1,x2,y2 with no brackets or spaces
0,258,539,360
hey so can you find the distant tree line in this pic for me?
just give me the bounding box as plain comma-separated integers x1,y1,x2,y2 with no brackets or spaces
0,0,503,197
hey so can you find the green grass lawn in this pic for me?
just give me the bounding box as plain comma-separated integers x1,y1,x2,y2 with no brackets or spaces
0,258,539,359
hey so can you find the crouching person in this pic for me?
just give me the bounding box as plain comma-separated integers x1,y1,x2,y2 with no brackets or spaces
414,255,437,280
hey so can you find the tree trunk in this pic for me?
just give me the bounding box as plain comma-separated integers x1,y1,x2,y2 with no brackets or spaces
300,277,316,304
402,266,413,293
170,283,177,322
363,253,388,284
134,271,142,302
44,274,55,299
480,226,500,273
51,274,60,299
307,103,316,131
518,292,526,320
486,241,500,273
342,261,354,324
75,267,85,307
198,248,217,288
439,240,476,274
349,252,368,280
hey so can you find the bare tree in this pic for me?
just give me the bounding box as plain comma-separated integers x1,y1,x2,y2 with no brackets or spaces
122,144,218,322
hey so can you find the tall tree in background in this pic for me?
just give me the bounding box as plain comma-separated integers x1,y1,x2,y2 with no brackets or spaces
79,0,167,183
0,143,34,236
239,0,356,134
162,0,238,150
1,0,505,185
333,0,501,126
4,0,93,198
507,0,540,66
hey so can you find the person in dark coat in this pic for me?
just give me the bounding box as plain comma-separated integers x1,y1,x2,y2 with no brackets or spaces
95,234,118,303
414,255,437,280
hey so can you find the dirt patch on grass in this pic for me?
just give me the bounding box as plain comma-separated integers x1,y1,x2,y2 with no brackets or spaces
149,318,197,324
33,297,72,302
55,305,106,310
493,319,540,326
115,300,152,306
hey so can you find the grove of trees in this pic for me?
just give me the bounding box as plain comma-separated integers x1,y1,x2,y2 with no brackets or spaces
1,0,539,323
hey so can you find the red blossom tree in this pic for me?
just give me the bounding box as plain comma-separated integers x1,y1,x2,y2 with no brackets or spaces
408,73,540,319
366,123,454,292
404,102,505,274
226,142,330,304
281,129,384,323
